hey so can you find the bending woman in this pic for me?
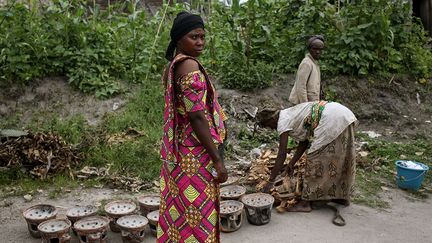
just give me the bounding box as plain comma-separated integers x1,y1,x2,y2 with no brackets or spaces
158,12,228,242
258,101,358,212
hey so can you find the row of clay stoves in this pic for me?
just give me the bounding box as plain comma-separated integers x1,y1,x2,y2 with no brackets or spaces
22,177,276,242
219,177,275,233
22,195,161,243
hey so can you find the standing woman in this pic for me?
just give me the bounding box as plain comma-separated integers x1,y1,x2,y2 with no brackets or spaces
158,12,228,242
289,35,325,104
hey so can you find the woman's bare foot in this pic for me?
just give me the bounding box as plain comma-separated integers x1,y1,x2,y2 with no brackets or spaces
286,200,312,212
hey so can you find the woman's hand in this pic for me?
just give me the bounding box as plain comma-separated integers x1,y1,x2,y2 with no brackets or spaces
287,163,295,177
213,161,228,183
262,181,274,193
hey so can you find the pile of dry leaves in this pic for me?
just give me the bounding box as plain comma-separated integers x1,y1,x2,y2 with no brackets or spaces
76,166,153,192
105,128,145,146
0,131,80,179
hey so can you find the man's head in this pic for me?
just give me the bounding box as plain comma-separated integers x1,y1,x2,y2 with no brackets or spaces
307,35,325,60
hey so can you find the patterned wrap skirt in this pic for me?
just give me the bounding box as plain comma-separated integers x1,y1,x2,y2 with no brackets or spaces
157,144,219,243
302,124,356,201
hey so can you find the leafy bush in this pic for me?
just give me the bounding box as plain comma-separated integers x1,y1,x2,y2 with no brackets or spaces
219,53,273,90
399,19,432,79
209,0,432,83
0,4,58,83
0,0,172,97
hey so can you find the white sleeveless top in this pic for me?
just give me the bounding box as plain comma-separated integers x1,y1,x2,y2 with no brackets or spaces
277,102,358,153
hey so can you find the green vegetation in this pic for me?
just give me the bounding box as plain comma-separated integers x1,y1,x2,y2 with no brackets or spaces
208,0,432,90
0,0,173,97
1,0,431,94
0,169,78,198
353,169,390,208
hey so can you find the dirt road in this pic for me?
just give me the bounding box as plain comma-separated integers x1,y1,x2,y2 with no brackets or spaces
0,187,430,243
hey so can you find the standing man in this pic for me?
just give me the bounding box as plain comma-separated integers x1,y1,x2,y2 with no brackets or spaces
289,35,325,104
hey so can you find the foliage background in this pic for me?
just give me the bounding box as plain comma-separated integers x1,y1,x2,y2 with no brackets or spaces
1,0,431,93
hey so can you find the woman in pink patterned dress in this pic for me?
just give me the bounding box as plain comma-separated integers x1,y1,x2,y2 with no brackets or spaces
158,12,228,243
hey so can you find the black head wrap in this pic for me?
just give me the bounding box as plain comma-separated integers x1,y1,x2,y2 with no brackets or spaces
165,11,205,61
307,35,325,49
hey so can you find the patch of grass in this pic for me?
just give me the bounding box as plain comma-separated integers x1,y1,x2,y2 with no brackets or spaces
81,177,106,188
353,169,390,208
97,199,110,216
85,140,161,181
354,137,432,207
47,175,80,199
0,172,79,199
28,114,90,145
364,138,432,185
83,80,163,181
0,112,23,129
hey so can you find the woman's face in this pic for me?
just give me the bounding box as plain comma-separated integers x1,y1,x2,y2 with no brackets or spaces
258,110,279,130
177,28,205,57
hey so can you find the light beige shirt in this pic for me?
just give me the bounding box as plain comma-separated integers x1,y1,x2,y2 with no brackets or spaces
289,53,321,104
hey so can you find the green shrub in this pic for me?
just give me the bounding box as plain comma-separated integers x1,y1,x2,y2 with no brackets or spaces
1,0,432,92
399,19,432,79
219,54,273,90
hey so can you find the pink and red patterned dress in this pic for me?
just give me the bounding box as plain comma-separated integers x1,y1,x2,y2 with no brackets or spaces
158,54,227,242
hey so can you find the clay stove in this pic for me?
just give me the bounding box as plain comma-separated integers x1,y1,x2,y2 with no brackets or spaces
37,218,72,243
73,216,110,243
146,210,159,237
23,204,58,238
117,214,149,243
137,195,160,216
220,185,246,200
66,205,97,234
241,193,274,225
220,200,244,232
104,200,136,232
220,176,239,187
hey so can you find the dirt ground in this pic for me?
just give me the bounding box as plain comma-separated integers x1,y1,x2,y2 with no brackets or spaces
0,187,430,243
2,75,431,139
0,77,128,126
216,74,432,141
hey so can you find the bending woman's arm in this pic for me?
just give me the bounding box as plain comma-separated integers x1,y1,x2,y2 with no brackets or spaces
268,132,290,182
263,134,308,193
286,140,309,175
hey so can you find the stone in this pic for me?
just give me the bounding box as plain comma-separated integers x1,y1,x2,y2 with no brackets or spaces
236,159,252,170
250,148,262,159
358,151,369,157
24,194,33,202
361,131,382,138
